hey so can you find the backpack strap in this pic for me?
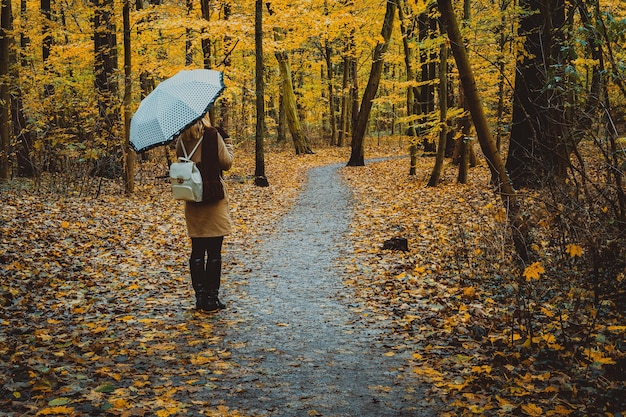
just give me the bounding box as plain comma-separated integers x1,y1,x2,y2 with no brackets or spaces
179,136,203,161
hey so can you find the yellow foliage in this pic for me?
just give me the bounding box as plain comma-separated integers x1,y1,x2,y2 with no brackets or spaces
36,406,75,415
565,244,583,257
523,262,545,281
522,403,543,416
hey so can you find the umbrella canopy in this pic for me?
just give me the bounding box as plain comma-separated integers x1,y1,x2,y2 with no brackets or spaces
129,69,225,153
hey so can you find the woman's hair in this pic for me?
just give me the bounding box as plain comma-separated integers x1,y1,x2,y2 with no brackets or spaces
178,117,205,142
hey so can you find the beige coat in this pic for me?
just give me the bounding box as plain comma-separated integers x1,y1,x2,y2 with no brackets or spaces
176,130,234,238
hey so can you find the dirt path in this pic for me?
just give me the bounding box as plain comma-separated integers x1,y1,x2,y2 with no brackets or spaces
207,164,438,416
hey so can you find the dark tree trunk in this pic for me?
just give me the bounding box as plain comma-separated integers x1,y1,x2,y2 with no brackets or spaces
92,0,120,178
0,0,12,179
324,41,337,146
220,2,232,131
397,0,421,176
15,0,33,177
338,27,356,148
428,41,448,187
505,0,568,188
455,0,475,184
254,0,268,186
348,0,396,166
123,0,134,194
419,5,437,153
200,0,212,69
185,0,193,65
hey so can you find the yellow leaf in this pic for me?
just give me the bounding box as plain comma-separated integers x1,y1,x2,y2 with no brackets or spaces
522,403,543,416
156,409,178,417
412,366,444,381
565,244,583,257
462,286,476,298
546,405,575,415
36,406,75,415
494,207,507,222
607,326,626,332
61,221,70,229
383,351,395,357
523,262,545,281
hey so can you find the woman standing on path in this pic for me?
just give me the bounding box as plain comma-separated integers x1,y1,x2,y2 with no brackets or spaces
175,113,234,312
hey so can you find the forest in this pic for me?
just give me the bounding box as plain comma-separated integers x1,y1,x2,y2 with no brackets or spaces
1,0,625,416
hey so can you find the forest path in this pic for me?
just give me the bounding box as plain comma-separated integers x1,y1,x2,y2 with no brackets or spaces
207,163,438,416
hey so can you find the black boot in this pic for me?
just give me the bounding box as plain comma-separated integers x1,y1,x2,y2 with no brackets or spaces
205,257,226,309
189,257,210,311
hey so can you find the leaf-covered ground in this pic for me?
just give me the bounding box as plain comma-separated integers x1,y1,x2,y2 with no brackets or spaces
1,140,624,416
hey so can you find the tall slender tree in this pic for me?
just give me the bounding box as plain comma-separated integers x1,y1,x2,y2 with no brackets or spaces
254,0,269,186
0,0,11,179
123,0,134,194
92,0,120,178
15,0,33,177
266,3,313,155
347,0,397,166
427,40,448,187
397,0,421,175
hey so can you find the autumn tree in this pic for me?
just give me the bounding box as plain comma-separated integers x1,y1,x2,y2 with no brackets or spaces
427,40,447,187
338,3,358,148
397,0,421,175
0,0,10,179
505,0,568,188
266,2,313,155
254,0,269,186
348,0,397,166
92,0,120,178
418,2,438,154
322,0,338,146
13,0,32,177
123,0,134,194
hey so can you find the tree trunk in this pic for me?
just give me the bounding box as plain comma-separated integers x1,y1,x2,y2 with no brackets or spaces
254,0,268,186
275,50,313,154
185,0,193,66
324,41,337,146
455,0,474,184
348,0,396,166
505,0,568,188
437,0,530,261
323,0,337,146
123,0,134,194
419,5,437,153
267,3,313,155
200,0,213,69
219,2,232,130
15,0,33,177
428,41,448,187
397,0,421,176
338,27,356,148
0,0,11,179
92,0,120,178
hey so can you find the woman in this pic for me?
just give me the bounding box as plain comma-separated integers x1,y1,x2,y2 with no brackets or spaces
175,113,234,312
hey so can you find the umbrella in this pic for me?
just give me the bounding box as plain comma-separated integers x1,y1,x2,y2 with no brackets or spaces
129,69,225,153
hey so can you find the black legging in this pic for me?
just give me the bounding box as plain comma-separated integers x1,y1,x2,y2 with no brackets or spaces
190,236,224,262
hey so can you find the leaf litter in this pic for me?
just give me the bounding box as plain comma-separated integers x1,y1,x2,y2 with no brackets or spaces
1,140,624,416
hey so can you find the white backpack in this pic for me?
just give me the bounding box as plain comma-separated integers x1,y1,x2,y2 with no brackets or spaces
169,137,203,202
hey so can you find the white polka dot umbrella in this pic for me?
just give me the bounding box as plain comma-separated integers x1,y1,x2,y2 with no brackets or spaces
129,69,225,153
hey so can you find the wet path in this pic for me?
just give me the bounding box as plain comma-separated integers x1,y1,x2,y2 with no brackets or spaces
213,164,436,416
